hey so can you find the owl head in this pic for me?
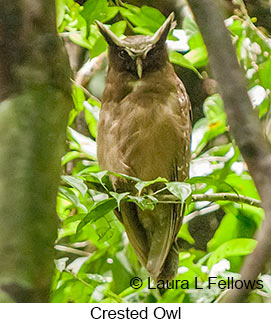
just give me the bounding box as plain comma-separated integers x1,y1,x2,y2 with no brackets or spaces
96,13,175,79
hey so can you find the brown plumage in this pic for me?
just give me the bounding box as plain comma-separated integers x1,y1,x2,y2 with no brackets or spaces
96,13,191,281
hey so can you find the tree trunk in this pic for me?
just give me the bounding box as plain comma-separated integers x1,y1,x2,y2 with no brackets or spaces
0,1,72,302
187,0,271,302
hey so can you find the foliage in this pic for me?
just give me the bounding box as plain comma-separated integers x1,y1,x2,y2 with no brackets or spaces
52,0,271,303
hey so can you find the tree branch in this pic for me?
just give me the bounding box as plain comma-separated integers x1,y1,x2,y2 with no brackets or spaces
75,53,106,87
158,193,261,207
186,0,271,302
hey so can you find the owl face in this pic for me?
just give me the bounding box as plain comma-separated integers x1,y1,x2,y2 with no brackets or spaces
96,13,175,79
107,35,169,78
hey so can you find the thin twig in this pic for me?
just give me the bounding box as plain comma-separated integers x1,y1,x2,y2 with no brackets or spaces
192,193,260,206
183,203,220,224
158,193,261,207
55,244,91,257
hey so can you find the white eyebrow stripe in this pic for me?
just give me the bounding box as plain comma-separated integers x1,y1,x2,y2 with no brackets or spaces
125,45,154,59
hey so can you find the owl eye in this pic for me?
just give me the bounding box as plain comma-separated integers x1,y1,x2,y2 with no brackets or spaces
118,49,128,59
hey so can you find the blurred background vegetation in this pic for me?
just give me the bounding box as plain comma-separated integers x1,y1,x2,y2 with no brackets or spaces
52,0,271,303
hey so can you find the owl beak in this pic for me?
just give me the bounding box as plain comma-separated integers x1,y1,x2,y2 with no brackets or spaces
136,57,143,79
95,20,124,47
150,12,176,45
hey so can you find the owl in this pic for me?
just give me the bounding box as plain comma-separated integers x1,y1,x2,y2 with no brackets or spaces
96,13,191,281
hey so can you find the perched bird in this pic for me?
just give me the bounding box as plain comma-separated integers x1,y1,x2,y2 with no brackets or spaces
96,13,191,281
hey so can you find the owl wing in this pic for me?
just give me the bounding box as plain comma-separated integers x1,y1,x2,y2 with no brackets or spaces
176,76,192,182
174,75,192,237
114,204,149,267
145,76,192,280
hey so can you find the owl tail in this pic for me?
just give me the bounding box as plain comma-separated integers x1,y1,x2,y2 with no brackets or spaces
119,202,181,282
144,203,181,281
119,202,149,267
157,242,180,281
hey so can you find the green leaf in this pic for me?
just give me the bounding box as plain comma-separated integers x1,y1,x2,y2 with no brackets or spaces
237,204,265,228
119,279,149,298
169,51,202,78
85,101,99,122
182,16,208,67
77,198,117,233
184,47,208,68
62,175,88,197
58,186,88,213
83,170,112,192
90,170,109,185
55,257,69,273
70,110,81,128
102,7,119,23
63,213,86,225
61,151,82,165
227,19,243,37
225,173,260,199
135,177,167,195
111,20,127,36
69,32,92,50
67,127,97,159
121,3,140,15
166,182,192,203
84,105,98,139
91,21,127,58
204,94,226,125
132,27,153,35
110,192,129,210
55,0,66,28
187,176,234,192
208,208,240,252
81,0,108,26
128,195,158,211
120,5,165,33
259,98,270,118
182,16,199,38
87,96,101,109
59,186,79,206
119,7,136,22
139,5,165,29
191,94,227,153
188,32,206,50
258,59,271,90
72,85,85,112
207,238,258,269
